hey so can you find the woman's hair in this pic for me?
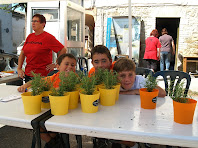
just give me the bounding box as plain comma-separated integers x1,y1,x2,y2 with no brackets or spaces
91,45,112,60
32,14,46,25
57,53,76,65
150,29,159,37
161,28,168,35
113,58,136,73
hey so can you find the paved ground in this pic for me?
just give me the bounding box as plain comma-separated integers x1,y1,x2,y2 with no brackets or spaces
0,75,197,148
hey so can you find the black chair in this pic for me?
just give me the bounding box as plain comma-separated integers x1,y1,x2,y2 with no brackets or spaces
77,57,88,72
153,70,191,96
47,70,59,76
136,67,154,78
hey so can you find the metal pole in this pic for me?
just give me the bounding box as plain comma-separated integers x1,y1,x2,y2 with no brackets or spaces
128,0,132,59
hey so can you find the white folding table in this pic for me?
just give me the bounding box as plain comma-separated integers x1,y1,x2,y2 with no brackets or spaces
0,85,50,148
43,95,198,148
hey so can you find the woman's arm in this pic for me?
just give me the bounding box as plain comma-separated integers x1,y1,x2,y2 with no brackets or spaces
17,50,25,79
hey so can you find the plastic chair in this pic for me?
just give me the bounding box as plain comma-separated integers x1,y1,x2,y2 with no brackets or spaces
47,70,59,76
153,70,191,96
136,67,154,78
77,57,88,72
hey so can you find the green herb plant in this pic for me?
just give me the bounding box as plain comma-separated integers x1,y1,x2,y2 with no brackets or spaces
50,72,66,96
168,81,189,103
30,72,44,96
80,75,96,95
62,71,80,92
144,74,157,92
41,77,52,91
95,68,105,85
103,70,118,89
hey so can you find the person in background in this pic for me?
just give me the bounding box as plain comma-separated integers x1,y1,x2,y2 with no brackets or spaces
159,28,175,71
113,58,166,97
18,53,76,148
143,29,161,72
17,14,66,83
88,45,115,76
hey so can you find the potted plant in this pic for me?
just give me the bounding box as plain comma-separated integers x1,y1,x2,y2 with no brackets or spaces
21,72,43,115
112,71,120,101
99,70,118,106
169,82,197,124
49,72,70,115
80,75,100,113
40,77,52,109
139,74,159,109
62,71,80,109
95,68,105,90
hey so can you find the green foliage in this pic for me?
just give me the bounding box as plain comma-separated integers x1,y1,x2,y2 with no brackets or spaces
80,75,96,95
103,70,119,89
62,71,80,92
168,81,189,103
0,3,27,13
30,72,44,96
76,70,85,82
50,72,66,96
145,74,157,92
95,68,105,85
41,77,52,91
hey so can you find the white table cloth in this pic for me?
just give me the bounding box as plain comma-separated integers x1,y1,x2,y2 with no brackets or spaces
44,95,198,147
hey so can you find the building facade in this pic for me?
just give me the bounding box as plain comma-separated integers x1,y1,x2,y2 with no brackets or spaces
85,0,198,72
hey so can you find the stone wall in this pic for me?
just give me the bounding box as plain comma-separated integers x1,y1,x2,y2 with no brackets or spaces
94,4,198,72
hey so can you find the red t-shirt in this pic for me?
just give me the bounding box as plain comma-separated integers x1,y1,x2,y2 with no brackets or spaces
144,36,161,60
88,61,116,76
22,31,64,76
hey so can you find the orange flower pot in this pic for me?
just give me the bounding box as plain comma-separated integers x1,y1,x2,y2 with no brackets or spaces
139,88,159,109
173,98,197,124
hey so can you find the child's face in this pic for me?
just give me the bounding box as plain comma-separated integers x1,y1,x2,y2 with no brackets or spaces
91,53,112,71
57,57,76,73
118,70,136,90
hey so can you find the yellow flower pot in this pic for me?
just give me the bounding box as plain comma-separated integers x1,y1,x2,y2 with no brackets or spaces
114,83,121,101
41,91,51,109
99,87,117,106
80,91,100,113
96,84,104,91
21,92,42,115
49,93,70,115
68,90,79,109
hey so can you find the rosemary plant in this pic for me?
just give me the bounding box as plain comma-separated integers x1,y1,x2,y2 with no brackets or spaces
95,68,105,85
168,81,189,103
30,72,44,96
80,75,96,95
50,72,66,96
62,71,80,92
145,74,157,92
103,70,118,89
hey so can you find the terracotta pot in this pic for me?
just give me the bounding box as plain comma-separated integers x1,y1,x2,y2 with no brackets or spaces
21,92,42,115
80,91,100,113
173,98,197,124
49,93,70,115
139,88,159,109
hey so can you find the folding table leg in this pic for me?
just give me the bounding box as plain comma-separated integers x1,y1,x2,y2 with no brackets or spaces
61,133,70,148
75,135,82,148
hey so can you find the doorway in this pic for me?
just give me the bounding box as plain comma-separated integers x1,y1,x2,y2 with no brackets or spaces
156,18,180,70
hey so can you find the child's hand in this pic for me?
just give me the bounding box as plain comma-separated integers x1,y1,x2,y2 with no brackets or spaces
17,85,27,92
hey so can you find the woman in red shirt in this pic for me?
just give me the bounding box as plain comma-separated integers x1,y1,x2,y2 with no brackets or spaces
144,29,161,72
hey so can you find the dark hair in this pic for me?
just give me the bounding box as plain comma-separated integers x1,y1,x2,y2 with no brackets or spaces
91,45,112,60
150,29,159,37
32,14,46,27
113,58,136,73
57,53,76,65
161,28,168,35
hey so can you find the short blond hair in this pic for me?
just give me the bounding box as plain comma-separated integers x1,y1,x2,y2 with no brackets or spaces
113,58,136,73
